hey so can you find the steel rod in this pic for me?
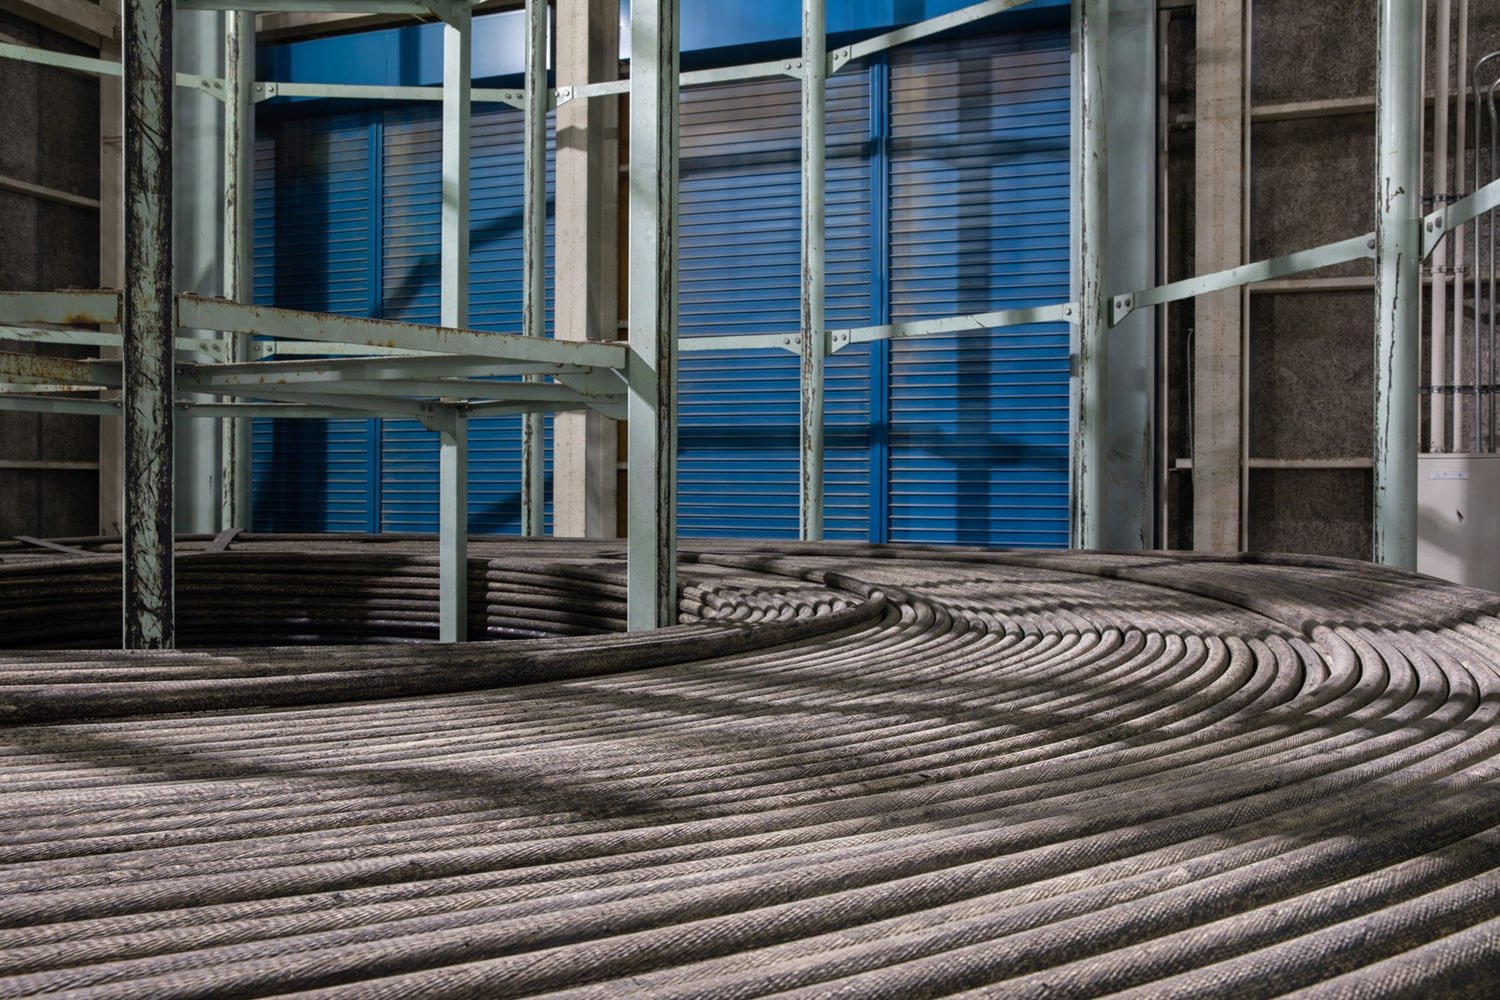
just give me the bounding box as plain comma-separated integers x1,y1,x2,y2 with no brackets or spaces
439,4,471,640
1373,0,1422,569
1470,52,1498,451
438,409,468,643
1072,0,1108,549
1451,0,1467,447
1482,77,1494,449
222,9,255,530
121,0,175,649
625,0,679,631
521,0,548,538
1431,0,1451,452
798,0,826,542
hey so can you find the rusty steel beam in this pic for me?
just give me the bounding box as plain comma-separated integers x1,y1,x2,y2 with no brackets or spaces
122,0,175,649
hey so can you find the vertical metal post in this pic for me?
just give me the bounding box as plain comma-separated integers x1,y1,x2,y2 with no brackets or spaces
799,0,826,541
521,0,548,537
440,7,471,638
438,408,469,643
1451,0,1468,449
1071,0,1108,549
222,9,255,528
99,33,124,538
626,0,679,630
1373,0,1422,568
122,0,175,649
1430,0,1450,453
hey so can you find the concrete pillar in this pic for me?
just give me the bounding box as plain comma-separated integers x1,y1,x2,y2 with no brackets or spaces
1192,0,1245,553
554,0,620,538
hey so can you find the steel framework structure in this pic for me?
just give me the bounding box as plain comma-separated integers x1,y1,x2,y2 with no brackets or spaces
0,0,1488,648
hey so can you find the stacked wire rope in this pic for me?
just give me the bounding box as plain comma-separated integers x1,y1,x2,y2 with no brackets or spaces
2,534,1499,997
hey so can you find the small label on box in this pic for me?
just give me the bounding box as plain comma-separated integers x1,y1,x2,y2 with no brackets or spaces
1430,470,1469,480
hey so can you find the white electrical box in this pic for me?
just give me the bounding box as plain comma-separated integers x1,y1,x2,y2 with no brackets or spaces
1418,454,1500,592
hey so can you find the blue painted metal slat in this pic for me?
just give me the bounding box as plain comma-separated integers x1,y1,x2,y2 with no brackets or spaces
677,69,872,540
250,114,379,533
378,103,555,535
885,29,1071,548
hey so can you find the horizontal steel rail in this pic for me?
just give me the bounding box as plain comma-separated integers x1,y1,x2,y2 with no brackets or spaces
177,295,627,368
0,41,223,99
1110,233,1377,325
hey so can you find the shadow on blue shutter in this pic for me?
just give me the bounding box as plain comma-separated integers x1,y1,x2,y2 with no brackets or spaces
677,69,874,540
251,114,378,533
379,103,554,536
887,29,1071,547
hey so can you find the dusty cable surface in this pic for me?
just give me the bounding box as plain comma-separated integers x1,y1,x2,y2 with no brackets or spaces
0,535,1497,998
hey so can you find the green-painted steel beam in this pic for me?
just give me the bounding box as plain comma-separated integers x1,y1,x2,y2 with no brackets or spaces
223,9,255,532
520,0,548,538
1111,233,1375,326
0,40,224,99
0,290,121,326
555,59,799,107
176,296,627,368
255,81,525,109
205,354,594,380
431,405,468,643
625,0,679,632
799,0,826,542
0,394,118,416
832,302,1076,352
1372,0,1421,570
830,0,1040,74
1423,176,1500,257
1071,0,1108,551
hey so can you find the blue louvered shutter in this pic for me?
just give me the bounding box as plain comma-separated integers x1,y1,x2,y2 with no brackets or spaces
885,30,1071,547
379,103,555,534
677,69,873,539
251,113,379,532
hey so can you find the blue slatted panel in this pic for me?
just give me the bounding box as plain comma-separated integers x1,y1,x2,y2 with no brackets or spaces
250,114,378,533
677,69,872,539
378,104,554,534
886,31,1071,547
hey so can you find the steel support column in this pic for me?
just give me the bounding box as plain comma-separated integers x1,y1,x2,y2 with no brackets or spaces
626,0,679,631
440,5,471,638
521,0,547,536
222,9,254,529
1071,0,1108,549
798,0,826,541
122,0,175,648
438,409,469,643
1373,0,1421,568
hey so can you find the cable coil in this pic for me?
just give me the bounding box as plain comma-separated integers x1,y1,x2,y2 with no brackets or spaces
1,534,1498,998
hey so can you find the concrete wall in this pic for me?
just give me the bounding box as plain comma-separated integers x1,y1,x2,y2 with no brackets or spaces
0,11,101,539
1165,0,1500,559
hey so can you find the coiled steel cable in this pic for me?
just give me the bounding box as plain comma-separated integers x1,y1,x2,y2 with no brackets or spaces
0,534,1498,998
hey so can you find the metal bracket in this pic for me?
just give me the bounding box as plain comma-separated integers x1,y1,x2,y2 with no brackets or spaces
417,400,469,434
1423,176,1500,258
781,58,805,79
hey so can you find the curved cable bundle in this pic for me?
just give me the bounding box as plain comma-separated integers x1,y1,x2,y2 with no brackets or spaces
0,534,1497,998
